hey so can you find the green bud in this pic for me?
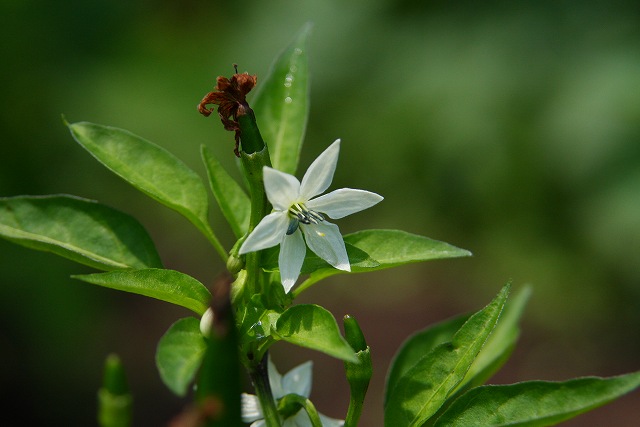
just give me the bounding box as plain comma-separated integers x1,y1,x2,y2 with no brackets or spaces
238,109,266,154
97,354,132,427
344,314,368,352
226,253,245,275
343,315,372,427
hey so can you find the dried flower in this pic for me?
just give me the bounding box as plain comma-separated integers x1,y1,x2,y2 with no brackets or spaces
198,67,257,156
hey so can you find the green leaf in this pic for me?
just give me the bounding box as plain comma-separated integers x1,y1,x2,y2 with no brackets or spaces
454,285,532,393
345,229,471,268
0,195,162,270
73,269,211,315
384,284,510,427
200,145,250,238
275,304,358,363
433,372,640,426
294,229,471,295
252,23,311,175
68,122,217,246
156,317,207,396
385,313,470,406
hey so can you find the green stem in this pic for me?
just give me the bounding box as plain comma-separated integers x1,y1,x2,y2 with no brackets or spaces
291,272,335,298
344,393,364,427
250,354,282,427
240,146,272,296
277,394,322,427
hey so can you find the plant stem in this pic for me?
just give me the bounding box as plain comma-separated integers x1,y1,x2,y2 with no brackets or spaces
240,146,272,296
250,354,282,427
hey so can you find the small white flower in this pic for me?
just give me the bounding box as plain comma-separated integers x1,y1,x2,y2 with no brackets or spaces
241,358,344,427
239,140,383,292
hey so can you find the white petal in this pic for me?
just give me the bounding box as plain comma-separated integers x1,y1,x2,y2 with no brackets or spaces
307,188,383,219
239,212,289,254
267,357,285,399
241,393,263,422
288,410,312,426
299,140,341,200
251,421,267,427
264,167,301,210
282,361,313,398
279,230,306,293
301,222,350,272
319,413,345,427
199,308,214,337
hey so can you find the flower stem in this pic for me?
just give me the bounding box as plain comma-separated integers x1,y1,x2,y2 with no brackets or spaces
240,146,272,296
250,354,282,427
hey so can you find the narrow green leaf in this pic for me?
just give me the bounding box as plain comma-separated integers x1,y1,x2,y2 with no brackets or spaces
156,317,207,396
455,285,532,393
252,23,312,175
68,122,217,246
434,372,640,426
275,304,358,363
200,145,250,238
384,284,510,427
73,269,211,315
385,313,470,406
0,195,162,270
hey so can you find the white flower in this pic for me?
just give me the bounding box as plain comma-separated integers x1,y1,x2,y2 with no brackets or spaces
239,140,383,292
241,358,344,427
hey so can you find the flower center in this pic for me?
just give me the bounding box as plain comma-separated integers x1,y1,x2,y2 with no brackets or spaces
286,202,325,235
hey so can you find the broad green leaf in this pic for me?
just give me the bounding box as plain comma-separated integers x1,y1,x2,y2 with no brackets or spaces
252,23,311,175
433,372,640,426
0,195,162,270
345,229,471,268
73,268,211,315
385,313,470,406
296,229,471,294
200,145,250,238
454,285,532,393
275,304,358,363
156,317,207,396
384,284,510,427
68,122,216,243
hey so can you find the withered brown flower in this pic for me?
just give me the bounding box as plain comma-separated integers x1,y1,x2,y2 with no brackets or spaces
198,69,257,156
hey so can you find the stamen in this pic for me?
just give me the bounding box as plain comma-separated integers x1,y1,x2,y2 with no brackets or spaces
287,203,325,226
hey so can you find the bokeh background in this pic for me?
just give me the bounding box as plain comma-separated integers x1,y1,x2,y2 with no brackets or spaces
1,1,639,425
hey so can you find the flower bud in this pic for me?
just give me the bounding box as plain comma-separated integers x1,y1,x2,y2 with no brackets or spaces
343,315,372,426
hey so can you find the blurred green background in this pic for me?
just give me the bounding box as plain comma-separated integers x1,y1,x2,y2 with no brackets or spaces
1,1,639,425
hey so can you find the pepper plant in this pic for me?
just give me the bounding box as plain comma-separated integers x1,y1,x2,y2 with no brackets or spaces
1,25,639,427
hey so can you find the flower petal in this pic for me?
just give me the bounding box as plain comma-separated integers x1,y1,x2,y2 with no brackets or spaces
239,212,289,254
282,361,313,398
279,230,306,293
301,222,350,272
264,167,301,210
299,140,341,200
268,357,285,398
241,393,263,422
288,410,312,426
307,188,383,219
319,413,345,427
